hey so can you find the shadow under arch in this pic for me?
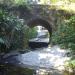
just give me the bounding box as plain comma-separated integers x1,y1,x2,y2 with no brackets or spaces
27,18,52,44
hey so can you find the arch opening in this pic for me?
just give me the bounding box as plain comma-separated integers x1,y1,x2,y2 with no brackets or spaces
27,18,52,44
28,19,52,48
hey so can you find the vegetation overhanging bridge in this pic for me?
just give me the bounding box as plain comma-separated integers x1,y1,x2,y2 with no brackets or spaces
1,4,74,43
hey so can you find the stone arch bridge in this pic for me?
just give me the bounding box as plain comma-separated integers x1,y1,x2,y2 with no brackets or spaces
3,4,73,43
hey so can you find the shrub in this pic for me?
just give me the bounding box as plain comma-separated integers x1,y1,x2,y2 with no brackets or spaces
0,10,37,53
52,16,75,52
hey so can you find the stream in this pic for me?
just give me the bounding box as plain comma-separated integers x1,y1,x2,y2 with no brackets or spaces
0,46,70,75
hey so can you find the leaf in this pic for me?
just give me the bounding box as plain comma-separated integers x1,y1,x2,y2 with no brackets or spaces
0,38,4,44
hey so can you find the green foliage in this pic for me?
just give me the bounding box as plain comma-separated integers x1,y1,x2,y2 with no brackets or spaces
0,10,23,52
0,9,37,53
52,16,75,52
0,0,28,6
14,0,28,5
65,59,75,68
51,0,59,3
64,59,75,74
50,0,75,3
28,28,37,39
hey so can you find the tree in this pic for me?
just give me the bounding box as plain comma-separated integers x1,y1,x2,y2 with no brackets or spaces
0,0,28,6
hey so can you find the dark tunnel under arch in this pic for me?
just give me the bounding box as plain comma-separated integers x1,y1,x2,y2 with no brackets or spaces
27,18,52,44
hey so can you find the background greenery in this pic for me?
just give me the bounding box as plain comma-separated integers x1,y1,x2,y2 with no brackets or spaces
0,9,37,53
52,16,75,52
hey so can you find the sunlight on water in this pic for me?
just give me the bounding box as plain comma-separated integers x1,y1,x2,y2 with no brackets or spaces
18,46,70,72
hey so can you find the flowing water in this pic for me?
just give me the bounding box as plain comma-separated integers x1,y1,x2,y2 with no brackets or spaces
0,46,71,75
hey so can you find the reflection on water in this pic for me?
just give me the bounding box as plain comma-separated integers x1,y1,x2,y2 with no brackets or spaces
0,64,74,75
0,64,35,75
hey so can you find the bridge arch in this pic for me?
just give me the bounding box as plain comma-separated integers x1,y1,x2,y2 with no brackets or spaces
27,18,52,43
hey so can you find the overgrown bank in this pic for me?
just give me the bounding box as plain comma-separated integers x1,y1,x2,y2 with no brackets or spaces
52,15,75,74
0,9,37,53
